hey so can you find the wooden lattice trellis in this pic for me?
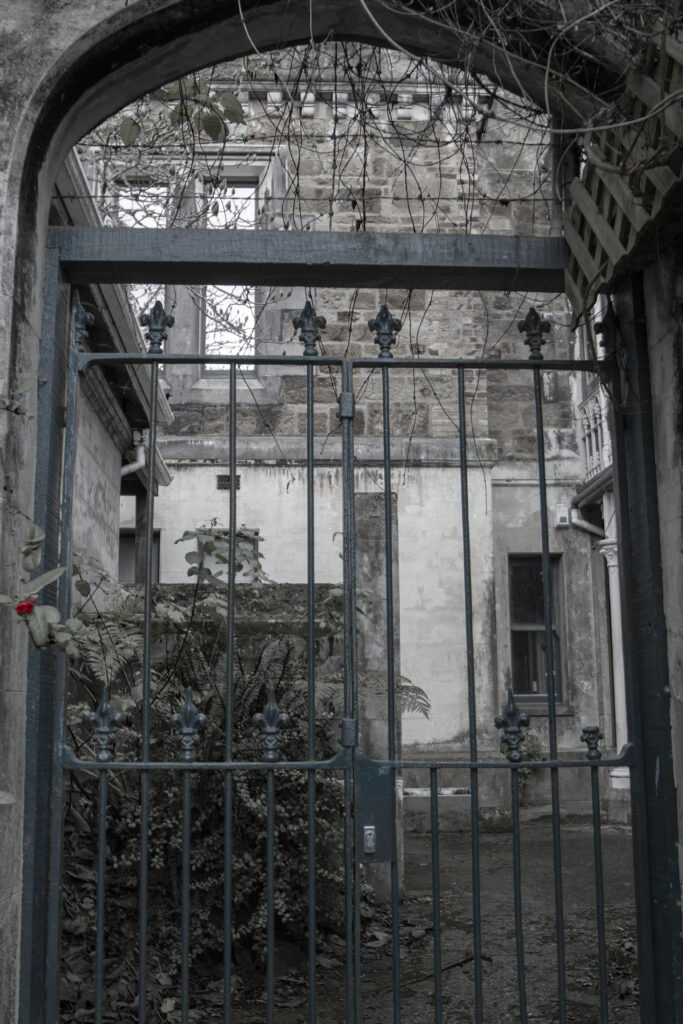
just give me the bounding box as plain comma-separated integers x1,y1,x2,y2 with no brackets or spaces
564,20,683,320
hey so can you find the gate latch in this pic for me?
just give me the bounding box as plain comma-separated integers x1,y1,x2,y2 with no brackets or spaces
337,392,355,420
363,825,377,855
355,752,395,863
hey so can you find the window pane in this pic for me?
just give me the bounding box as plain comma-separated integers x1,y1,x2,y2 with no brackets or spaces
509,555,562,697
203,182,257,366
510,558,546,625
115,180,169,319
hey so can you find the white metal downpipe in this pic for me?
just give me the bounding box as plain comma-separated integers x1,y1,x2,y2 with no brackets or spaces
570,508,605,538
121,429,146,478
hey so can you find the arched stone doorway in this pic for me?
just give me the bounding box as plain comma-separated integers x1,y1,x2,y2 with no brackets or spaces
1,5,681,1024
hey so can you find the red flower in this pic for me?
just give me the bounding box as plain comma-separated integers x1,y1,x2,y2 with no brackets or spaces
16,599,35,616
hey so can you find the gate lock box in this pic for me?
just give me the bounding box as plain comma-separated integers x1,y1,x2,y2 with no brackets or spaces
354,753,396,863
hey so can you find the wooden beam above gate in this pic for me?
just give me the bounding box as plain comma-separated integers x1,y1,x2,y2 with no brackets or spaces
49,227,567,292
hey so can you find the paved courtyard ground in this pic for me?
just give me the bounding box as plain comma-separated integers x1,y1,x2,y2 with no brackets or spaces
229,822,639,1024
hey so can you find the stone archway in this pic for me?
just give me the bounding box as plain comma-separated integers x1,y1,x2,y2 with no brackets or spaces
7,11,585,1023
2,5,682,1024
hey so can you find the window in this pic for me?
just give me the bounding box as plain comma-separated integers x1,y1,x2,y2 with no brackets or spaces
509,555,562,697
201,180,257,369
113,178,169,320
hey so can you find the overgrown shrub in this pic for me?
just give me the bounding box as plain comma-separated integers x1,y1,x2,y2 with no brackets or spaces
62,527,348,998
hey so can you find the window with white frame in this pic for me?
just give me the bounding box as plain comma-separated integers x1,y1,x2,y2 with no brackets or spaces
509,555,562,698
201,179,257,370
114,178,170,320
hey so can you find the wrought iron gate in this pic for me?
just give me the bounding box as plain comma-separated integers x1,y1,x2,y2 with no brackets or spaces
26,225,680,1024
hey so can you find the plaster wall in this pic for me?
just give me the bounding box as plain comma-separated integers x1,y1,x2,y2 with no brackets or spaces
490,468,608,746
121,461,496,748
72,391,122,581
120,455,603,755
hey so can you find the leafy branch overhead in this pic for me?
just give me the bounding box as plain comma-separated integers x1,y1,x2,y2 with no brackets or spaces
119,77,246,145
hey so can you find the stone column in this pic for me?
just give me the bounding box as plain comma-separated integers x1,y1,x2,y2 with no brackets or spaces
599,491,629,789
355,491,403,895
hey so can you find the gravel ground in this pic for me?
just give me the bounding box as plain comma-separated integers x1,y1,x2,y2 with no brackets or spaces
227,823,639,1024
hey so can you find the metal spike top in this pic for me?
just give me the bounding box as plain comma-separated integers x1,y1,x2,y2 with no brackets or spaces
494,688,530,763
369,305,401,359
139,300,175,354
87,688,123,763
293,300,326,357
171,689,207,762
518,307,551,360
580,725,603,760
253,691,290,762
73,291,95,353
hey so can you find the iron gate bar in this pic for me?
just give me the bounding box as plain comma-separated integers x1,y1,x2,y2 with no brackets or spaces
510,764,528,1023
584,738,609,1024
380,361,402,1024
306,356,317,1024
224,361,237,1024
339,357,359,1024
457,365,484,1024
429,768,443,1024
48,226,568,293
532,362,567,1024
138,317,163,1024
44,291,90,1024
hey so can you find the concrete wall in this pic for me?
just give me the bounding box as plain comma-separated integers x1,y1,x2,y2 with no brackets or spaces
121,450,604,760
72,391,122,581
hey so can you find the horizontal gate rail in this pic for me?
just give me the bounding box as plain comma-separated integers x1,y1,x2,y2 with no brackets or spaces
78,350,597,373
61,748,635,772
48,226,568,292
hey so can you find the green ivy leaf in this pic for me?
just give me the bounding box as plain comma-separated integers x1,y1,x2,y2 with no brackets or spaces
220,92,246,124
161,82,181,100
75,579,91,597
119,116,141,145
26,605,61,648
170,102,190,127
19,566,65,597
200,109,227,142
22,523,46,573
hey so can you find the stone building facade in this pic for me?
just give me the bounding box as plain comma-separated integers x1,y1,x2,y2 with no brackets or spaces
66,60,614,780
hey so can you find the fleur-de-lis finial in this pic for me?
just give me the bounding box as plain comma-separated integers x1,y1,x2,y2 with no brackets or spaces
518,307,551,360
293,300,326,357
580,725,603,760
171,689,207,762
139,300,175,354
369,305,401,359
495,689,530,763
73,291,95,353
253,691,290,762
87,688,123,763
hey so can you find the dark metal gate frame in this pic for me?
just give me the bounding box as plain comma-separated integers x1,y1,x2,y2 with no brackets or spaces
20,227,682,1024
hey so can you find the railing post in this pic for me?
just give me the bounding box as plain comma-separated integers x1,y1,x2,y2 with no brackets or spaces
610,274,683,1024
